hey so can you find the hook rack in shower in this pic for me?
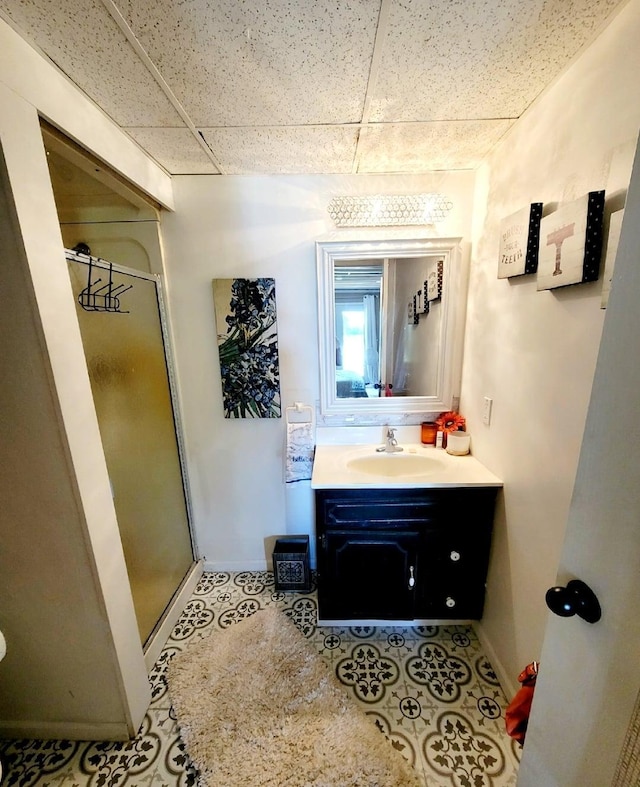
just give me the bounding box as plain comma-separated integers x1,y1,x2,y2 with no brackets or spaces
75,252,133,314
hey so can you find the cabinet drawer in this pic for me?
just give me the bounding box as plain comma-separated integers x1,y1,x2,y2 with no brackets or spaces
324,500,438,528
426,586,487,619
433,529,492,579
317,489,442,529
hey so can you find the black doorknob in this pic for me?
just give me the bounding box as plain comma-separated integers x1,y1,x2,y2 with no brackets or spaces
545,579,601,624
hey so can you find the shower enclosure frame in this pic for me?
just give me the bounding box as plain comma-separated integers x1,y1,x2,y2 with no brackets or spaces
66,248,203,670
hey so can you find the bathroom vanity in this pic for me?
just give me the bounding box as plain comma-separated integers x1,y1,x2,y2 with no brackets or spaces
311,235,500,623
311,444,502,624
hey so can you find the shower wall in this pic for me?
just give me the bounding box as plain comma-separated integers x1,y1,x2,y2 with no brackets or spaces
61,222,163,275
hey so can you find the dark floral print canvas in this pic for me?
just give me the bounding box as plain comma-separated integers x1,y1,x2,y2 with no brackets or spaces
212,278,281,418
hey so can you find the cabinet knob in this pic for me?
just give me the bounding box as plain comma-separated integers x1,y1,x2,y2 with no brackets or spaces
445,596,456,608
408,565,416,589
450,550,461,562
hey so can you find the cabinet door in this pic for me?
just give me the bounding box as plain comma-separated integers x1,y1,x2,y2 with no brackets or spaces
318,530,419,620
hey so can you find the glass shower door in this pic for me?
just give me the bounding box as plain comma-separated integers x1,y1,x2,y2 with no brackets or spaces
67,256,195,646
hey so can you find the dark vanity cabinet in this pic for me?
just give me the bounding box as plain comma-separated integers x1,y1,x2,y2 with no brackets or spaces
315,487,499,622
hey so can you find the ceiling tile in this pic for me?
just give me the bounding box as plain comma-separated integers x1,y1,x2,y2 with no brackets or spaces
356,121,515,172
113,0,379,126
0,0,627,175
200,126,359,174
0,0,182,126
369,0,623,122
126,128,220,174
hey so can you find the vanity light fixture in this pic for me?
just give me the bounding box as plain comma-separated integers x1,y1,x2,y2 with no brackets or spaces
327,193,453,227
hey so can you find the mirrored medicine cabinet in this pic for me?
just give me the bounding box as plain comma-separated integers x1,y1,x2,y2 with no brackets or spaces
316,236,467,417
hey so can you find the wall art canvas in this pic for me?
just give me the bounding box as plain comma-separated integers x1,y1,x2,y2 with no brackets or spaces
601,209,624,309
426,259,444,301
537,191,605,291
212,278,281,418
498,203,543,278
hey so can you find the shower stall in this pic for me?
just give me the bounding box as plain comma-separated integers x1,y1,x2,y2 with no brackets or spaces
66,250,199,660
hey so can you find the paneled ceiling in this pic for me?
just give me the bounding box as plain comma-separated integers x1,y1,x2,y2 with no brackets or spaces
0,0,628,175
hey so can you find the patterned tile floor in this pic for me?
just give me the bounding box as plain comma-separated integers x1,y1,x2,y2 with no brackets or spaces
0,572,521,786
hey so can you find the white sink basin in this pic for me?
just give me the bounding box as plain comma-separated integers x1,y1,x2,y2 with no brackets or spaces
311,443,503,489
346,452,445,478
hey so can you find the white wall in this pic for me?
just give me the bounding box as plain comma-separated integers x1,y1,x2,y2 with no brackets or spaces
0,19,172,738
392,257,443,396
463,0,640,696
160,173,475,569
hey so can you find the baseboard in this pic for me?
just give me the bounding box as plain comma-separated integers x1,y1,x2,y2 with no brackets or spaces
203,559,269,572
0,719,131,741
473,620,517,699
203,559,318,572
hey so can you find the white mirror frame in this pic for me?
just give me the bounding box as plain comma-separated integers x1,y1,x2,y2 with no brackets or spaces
316,236,466,417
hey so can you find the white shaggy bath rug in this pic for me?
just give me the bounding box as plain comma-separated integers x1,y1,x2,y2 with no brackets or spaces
167,607,422,787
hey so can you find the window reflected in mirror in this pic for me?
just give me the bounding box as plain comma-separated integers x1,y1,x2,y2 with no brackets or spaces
334,262,382,399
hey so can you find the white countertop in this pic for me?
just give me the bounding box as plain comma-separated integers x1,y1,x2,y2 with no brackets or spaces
311,443,503,489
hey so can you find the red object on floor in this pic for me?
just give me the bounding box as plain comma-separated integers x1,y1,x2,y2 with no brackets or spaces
505,661,538,744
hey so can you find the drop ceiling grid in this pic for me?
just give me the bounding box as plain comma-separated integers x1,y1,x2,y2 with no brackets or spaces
0,0,183,127
126,128,220,174
0,0,630,175
112,0,380,128
368,0,626,123
199,126,360,175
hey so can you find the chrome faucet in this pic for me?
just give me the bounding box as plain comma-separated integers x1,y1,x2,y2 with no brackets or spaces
376,427,404,453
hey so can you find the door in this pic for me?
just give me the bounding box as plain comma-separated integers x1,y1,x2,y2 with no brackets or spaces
518,140,640,784
67,254,195,646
